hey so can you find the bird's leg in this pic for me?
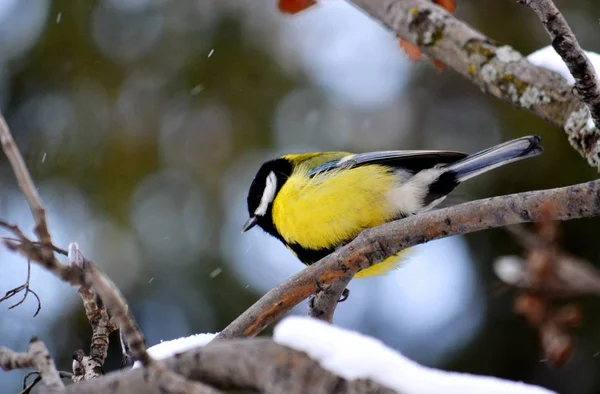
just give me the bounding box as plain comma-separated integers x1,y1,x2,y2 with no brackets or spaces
338,288,350,303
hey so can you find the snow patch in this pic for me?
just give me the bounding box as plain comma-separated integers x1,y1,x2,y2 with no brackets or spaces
132,332,217,368
274,316,555,394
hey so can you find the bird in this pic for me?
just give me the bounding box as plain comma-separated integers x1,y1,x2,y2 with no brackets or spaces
242,135,542,279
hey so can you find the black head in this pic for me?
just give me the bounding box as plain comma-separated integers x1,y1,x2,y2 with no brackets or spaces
242,158,293,236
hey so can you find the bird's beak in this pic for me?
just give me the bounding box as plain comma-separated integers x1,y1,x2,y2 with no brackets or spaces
241,216,258,233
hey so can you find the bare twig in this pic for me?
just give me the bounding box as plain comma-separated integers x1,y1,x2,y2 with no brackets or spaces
213,180,600,340
20,374,41,394
21,370,72,394
494,207,596,366
345,0,600,168
71,244,117,382
0,237,68,255
71,243,219,393
119,330,132,369
0,337,64,391
308,276,352,323
494,254,600,297
1,103,217,391
71,243,150,367
0,114,52,246
1,260,42,317
60,338,397,394
0,220,84,286
519,0,600,129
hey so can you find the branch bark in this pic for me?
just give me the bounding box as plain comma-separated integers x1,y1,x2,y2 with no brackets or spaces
0,114,52,246
59,339,397,394
346,0,600,169
519,0,600,129
214,179,600,340
308,275,352,323
0,337,64,391
72,245,117,382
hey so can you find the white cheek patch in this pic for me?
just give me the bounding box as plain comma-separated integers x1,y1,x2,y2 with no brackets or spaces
254,171,277,216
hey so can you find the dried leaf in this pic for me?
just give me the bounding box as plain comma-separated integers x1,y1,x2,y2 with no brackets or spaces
398,0,456,69
398,39,422,61
278,0,317,14
435,0,456,13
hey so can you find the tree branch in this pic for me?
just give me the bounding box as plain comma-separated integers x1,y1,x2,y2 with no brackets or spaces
71,243,221,393
60,338,397,394
0,108,220,392
70,244,117,382
346,0,600,169
519,0,600,129
308,276,352,323
0,114,52,246
0,337,64,391
213,180,600,340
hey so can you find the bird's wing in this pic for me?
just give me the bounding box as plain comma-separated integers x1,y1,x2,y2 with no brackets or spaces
308,150,468,177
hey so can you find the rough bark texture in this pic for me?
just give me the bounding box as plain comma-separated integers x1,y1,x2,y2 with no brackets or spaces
57,339,397,394
214,180,600,340
347,0,600,169
0,338,64,391
519,0,600,129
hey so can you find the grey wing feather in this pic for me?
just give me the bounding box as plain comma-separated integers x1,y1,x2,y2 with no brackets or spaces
308,150,468,177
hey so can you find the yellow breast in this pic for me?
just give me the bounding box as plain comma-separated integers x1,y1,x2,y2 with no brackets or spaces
271,165,399,251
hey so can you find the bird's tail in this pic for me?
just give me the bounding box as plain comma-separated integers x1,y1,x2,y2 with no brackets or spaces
443,136,543,182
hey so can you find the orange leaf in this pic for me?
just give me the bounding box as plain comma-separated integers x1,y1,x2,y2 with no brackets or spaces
435,0,456,13
398,39,422,61
431,59,446,70
397,0,457,69
278,0,317,14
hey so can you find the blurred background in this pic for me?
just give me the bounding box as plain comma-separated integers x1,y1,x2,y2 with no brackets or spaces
0,0,599,392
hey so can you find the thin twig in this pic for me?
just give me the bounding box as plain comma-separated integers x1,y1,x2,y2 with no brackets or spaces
0,104,218,391
213,179,600,340
494,208,591,366
0,220,84,286
0,260,42,317
0,114,52,246
71,244,117,382
20,370,72,394
519,0,600,129
0,237,68,255
19,375,41,394
71,243,218,393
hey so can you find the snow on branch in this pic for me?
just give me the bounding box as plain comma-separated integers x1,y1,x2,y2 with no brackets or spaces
345,0,600,169
61,317,555,394
519,0,600,130
274,316,555,394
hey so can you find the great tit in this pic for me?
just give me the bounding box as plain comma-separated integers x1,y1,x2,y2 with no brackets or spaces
243,136,542,278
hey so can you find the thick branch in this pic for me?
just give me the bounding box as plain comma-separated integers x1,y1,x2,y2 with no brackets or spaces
0,337,64,391
346,0,600,169
519,0,600,129
60,339,396,394
214,180,600,340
